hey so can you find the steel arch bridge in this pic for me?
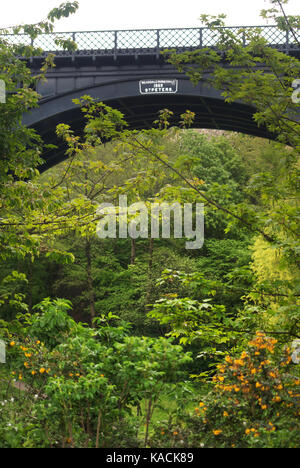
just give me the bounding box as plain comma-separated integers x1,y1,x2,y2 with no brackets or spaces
9,25,299,171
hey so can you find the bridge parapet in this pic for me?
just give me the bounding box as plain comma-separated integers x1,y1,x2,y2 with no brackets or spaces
3,25,300,57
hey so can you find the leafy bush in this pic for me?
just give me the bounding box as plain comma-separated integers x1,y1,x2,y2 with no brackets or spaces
0,299,192,448
150,333,300,448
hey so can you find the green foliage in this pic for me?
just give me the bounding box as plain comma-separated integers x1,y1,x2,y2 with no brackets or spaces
0,3,80,260
175,131,249,235
148,269,241,363
0,300,191,448
0,0,299,449
30,298,74,349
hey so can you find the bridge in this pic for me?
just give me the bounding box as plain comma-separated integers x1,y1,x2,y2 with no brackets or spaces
10,25,299,171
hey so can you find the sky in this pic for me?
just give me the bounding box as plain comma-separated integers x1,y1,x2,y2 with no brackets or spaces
0,0,299,31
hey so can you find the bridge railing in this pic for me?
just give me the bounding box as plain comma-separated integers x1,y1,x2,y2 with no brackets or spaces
2,25,300,55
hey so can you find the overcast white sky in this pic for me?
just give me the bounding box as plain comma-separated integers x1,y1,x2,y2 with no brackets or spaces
0,0,299,31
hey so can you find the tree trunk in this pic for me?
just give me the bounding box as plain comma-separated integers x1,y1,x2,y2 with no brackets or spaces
27,257,33,314
130,238,136,265
85,236,96,326
148,237,154,270
145,238,154,309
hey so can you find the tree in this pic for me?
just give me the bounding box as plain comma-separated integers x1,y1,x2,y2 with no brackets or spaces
0,2,80,261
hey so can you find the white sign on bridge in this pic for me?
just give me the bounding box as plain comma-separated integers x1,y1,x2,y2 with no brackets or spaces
139,79,178,95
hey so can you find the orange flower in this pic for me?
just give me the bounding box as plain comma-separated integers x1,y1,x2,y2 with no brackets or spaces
272,396,281,403
234,359,244,366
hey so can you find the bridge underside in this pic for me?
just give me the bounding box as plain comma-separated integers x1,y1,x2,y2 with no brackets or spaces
14,26,300,171
26,91,274,172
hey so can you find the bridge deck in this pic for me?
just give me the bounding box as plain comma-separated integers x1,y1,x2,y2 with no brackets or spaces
4,25,300,57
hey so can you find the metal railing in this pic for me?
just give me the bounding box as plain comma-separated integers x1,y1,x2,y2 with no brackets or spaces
2,25,300,56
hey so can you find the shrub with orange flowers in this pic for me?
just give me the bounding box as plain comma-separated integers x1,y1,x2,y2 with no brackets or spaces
175,332,300,448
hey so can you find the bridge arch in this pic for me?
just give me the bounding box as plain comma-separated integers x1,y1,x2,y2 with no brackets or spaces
19,26,299,171
24,75,274,171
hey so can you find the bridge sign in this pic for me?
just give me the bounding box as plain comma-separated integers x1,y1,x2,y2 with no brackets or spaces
139,79,178,95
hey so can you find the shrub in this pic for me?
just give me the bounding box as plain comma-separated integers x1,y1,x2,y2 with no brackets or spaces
176,333,299,448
